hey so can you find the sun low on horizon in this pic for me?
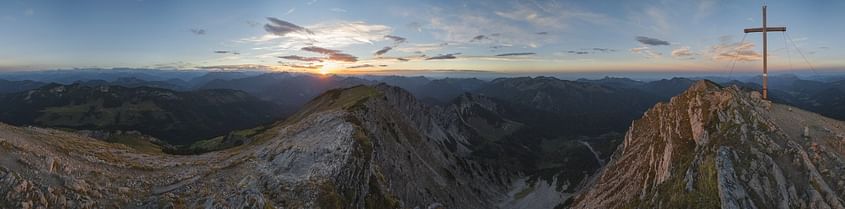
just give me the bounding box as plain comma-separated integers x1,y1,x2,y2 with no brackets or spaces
1,0,844,77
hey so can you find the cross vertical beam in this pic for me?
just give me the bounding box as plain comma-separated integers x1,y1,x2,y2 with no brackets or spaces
744,6,786,100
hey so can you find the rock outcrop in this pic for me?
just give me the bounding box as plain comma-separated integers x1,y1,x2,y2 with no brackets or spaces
573,80,845,209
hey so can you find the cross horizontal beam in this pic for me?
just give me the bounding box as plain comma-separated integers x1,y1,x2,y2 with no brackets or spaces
744,27,786,33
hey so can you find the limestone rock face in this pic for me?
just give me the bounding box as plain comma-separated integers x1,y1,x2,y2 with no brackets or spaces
573,80,845,209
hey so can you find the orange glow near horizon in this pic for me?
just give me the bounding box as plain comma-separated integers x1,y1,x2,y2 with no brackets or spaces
318,62,339,75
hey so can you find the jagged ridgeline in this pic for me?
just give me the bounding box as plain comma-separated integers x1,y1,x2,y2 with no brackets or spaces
0,85,513,208
573,80,845,209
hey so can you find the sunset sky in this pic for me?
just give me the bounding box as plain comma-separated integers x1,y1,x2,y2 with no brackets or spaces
1,0,842,76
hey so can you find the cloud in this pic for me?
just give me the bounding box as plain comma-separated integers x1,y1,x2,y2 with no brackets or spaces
536,32,548,35
264,17,313,36
630,46,662,58
710,40,761,62
278,62,322,69
374,47,393,56
244,21,391,49
384,35,407,45
428,14,538,47
470,35,489,42
426,53,461,60
330,8,347,13
300,46,357,62
327,53,358,62
24,9,34,16
347,64,384,69
285,8,296,16
396,58,410,62
396,43,446,53
278,55,324,62
197,64,274,70
190,29,206,35
342,69,498,76
301,46,340,54
671,47,696,59
213,50,240,55
567,51,590,55
636,36,670,46
495,52,536,56
589,48,616,53
494,1,609,30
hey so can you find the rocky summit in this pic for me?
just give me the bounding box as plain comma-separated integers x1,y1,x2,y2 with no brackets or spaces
573,80,845,209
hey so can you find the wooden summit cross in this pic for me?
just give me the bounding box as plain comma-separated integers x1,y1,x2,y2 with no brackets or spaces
744,5,786,100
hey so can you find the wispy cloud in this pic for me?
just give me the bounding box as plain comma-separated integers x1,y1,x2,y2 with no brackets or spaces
374,47,393,56
213,50,240,55
395,43,447,54
495,52,536,56
494,1,608,30
636,36,670,46
426,53,461,60
278,55,324,62
278,62,322,69
301,46,358,62
198,64,276,71
244,20,391,49
671,47,696,59
264,17,313,36
710,40,760,62
330,8,347,13
347,64,386,69
190,29,206,35
470,35,489,42
631,46,662,58
588,48,616,53
384,35,407,45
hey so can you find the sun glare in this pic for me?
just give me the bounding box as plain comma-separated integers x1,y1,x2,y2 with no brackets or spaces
319,62,338,75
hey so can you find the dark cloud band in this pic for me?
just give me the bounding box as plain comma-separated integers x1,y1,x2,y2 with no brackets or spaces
636,36,670,46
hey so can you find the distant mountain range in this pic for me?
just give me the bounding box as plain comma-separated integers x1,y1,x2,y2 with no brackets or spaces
0,83,286,145
4,71,845,148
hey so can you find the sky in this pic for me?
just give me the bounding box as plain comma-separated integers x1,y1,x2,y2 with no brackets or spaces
1,0,843,76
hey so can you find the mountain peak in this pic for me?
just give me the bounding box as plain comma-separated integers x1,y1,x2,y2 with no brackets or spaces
573,80,845,209
686,79,721,93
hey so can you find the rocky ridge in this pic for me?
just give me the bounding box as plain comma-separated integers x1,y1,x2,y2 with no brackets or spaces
573,80,845,209
0,84,518,208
